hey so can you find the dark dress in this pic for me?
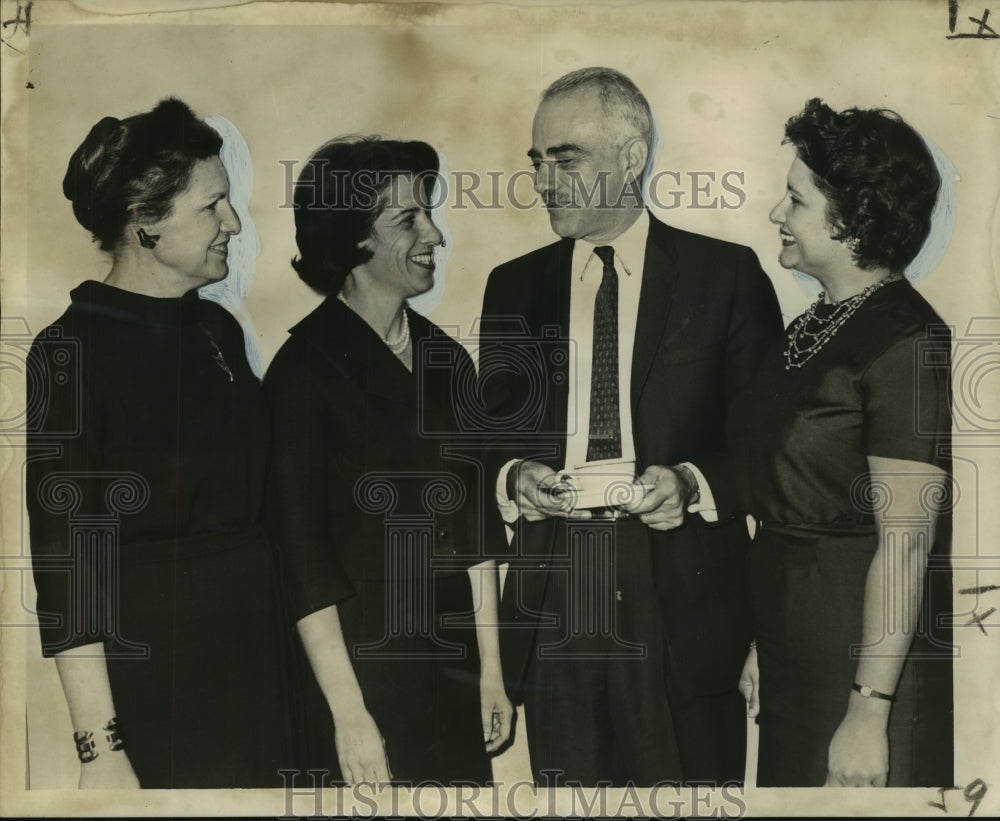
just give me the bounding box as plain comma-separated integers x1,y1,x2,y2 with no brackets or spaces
735,279,954,787
25,281,298,788
264,296,491,785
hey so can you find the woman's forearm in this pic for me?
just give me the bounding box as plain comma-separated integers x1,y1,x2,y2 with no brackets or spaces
848,456,944,719
849,528,931,720
297,605,392,784
467,560,503,678
825,457,945,786
55,643,140,787
467,559,513,750
296,604,367,720
54,642,121,731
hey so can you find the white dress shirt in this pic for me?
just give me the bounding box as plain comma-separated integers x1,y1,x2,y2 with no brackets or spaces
496,210,717,523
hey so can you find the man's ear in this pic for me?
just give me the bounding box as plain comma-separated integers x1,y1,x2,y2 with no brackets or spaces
622,136,649,182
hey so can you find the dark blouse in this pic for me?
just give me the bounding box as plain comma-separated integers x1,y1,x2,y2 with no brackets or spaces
26,280,268,655
264,296,484,627
736,279,951,528
737,279,954,788
264,296,492,784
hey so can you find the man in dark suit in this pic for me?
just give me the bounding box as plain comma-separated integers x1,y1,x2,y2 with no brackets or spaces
476,67,783,786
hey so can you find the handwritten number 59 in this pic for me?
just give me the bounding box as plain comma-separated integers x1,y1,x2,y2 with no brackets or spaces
930,780,989,817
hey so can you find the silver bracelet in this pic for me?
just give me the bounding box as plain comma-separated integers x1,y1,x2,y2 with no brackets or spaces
73,717,125,763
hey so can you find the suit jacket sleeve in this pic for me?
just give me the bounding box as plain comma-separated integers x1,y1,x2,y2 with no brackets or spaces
475,267,521,559
475,254,570,558
693,246,782,520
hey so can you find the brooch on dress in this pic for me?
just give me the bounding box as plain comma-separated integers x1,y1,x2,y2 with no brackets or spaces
199,322,234,382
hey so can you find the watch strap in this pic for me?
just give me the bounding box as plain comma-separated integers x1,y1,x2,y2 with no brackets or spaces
852,683,897,702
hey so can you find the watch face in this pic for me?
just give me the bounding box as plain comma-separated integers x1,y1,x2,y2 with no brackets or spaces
859,685,872,697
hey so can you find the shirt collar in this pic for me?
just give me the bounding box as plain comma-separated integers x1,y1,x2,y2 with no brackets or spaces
574,208,649,280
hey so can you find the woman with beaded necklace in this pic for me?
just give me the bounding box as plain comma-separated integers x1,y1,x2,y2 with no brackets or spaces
735,99,953,787
264,136,512,786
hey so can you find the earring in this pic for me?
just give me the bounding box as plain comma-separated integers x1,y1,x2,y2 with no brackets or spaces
845,236,861,254
137,228,160,249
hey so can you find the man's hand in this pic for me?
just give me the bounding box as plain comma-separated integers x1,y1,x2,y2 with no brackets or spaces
507,460,579,521
623,464,696,530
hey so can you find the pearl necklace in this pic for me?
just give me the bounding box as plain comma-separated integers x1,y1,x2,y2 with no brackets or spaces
337,291,410,355
784,276,898,370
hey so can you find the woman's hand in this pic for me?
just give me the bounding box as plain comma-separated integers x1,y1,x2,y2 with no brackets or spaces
822,456,942,788
78,751,140,789
480,675,514,753
737,645,760,718
334,709,392,786
466,559,514,753
296,607,391,785
826,711,889,787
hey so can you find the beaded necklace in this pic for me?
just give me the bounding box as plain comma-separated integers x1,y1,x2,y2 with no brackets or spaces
784,276,898,370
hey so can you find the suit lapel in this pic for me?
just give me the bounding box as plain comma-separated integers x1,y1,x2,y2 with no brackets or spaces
631,215,680,412
550,239,573,447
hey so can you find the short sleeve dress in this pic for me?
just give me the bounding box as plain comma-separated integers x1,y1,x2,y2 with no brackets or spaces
735,279,953,787
26,281,299,788
264,296,491,785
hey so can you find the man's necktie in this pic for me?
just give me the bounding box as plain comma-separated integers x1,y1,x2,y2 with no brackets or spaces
586,245,622,462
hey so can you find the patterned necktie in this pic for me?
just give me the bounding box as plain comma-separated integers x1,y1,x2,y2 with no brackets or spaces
586,245,622,462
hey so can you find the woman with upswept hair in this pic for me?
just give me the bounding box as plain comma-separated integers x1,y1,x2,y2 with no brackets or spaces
27,98,297,788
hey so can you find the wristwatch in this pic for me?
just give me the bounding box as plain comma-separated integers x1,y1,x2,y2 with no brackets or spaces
672,464,701,506
852,683,897,702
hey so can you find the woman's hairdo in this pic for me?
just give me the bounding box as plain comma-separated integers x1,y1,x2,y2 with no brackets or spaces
63,98,222,251
783,98,940,274
290,136,440,296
